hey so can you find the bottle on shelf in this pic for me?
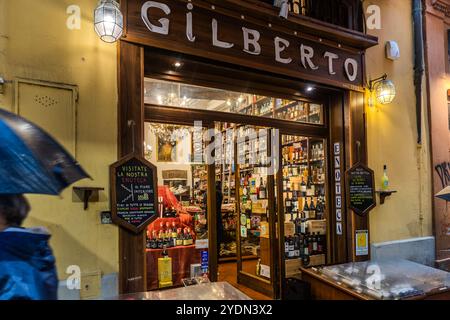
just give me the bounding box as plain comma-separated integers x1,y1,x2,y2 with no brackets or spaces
146,230,152,249
285,192,292,213
172,222,178,239
317,234,324,254
300,211,307,235
300,177,307,195
176,228,183,247
284,237,290,259
187,228,194,245
381,165,389,191
259,177,266,199
157,230,164,249
312,233,318,255
151,231,158,249
294,211,301,234
182,228,189,246
303,236,310,264
309,197,316,220
303,198,310,220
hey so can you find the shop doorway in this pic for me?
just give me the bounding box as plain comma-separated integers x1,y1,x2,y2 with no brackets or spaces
142,75,331,299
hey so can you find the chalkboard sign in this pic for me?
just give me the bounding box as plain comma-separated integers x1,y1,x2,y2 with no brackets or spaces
110,154,158,233
345,163,376,216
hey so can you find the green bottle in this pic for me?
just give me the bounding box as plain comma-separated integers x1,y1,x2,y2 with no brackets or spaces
381,165,389,191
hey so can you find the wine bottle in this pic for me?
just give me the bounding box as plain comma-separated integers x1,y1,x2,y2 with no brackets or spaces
146,230,152,249
150,231,158,249
157,230,163,249
309,197,316,219
294,211,301,234
182,228,189,246
259,177,266,199
187,228,193,245
172,221,178,239
284,237,290,259
300,176,307,195
303,198,310,220
176,228,183,247
285,193,292,213
312,233,318,255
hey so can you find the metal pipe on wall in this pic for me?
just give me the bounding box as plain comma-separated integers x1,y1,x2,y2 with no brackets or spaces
413,0,425,145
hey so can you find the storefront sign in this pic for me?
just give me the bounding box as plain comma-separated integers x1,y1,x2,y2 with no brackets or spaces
123,0,364,89
110,154,158,233
346,164,376,216
334,142,343,236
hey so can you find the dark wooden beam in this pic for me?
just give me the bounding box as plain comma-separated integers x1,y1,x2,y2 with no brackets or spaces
345,91,370,262
118,40,147,294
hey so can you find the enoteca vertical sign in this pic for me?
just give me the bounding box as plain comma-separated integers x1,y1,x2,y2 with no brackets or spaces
110,153,158,233
123,0,364,90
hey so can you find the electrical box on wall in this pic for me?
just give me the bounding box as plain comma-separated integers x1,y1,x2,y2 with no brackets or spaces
386,41,400,60
80,271,102,300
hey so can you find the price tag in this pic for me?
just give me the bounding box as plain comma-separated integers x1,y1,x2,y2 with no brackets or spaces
356,230,369,256
240,226,247,238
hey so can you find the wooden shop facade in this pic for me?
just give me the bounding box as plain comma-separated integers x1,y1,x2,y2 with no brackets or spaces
116,0,380,300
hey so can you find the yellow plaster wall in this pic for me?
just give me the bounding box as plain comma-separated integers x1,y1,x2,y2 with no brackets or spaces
0,0,119,280
364,0,433,243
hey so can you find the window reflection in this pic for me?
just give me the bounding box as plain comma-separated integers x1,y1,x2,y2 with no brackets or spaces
144,78,324,125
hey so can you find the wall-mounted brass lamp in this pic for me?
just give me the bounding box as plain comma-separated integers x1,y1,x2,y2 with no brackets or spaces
368,74,396,107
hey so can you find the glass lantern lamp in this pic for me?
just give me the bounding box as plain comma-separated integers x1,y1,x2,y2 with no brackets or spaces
369,74,396,106
94,0,124,43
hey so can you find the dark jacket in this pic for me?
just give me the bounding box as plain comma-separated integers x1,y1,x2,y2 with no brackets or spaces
0,227,58,300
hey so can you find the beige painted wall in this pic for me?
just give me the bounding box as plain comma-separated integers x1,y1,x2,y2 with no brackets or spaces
0,0,119,280
365,0,433,243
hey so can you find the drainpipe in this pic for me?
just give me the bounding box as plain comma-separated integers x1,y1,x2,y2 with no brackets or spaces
413,0,425,237
413,0,424,145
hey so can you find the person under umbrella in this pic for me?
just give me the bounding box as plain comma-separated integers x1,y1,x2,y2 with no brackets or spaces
0,195,58,300
0,109,90,300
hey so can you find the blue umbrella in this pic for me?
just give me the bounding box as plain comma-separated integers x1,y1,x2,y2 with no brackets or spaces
0,109,90,195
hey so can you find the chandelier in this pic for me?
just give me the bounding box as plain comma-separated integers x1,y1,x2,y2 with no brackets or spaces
148,124,191,143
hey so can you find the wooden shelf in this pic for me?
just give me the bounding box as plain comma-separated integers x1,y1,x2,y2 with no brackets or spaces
376,190,397,204
73,187,104,210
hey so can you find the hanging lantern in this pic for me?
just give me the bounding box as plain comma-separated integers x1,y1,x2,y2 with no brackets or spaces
368,74,396,106
94,0,124,43
375,80,396,105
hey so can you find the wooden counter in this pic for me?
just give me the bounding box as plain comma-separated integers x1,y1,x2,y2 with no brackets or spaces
300,267,450,300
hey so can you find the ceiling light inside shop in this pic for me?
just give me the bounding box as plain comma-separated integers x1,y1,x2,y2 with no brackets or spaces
174,61,182,68
306,86,315,92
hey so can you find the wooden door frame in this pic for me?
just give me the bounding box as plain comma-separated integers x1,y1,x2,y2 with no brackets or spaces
118,41,370,295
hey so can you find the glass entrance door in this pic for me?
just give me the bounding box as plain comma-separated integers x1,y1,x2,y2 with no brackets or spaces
214,123,279,298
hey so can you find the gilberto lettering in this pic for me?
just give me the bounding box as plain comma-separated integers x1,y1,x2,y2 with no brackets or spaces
140,1,359,83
